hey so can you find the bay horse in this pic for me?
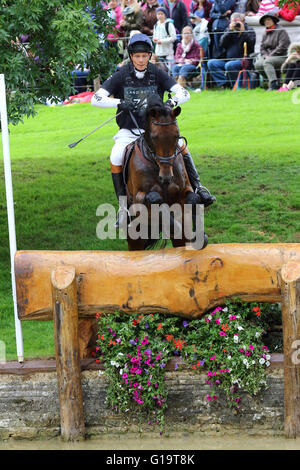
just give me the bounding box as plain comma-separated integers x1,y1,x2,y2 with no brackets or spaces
123,94,206,251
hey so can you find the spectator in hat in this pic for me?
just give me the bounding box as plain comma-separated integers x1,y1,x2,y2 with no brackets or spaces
153,7,177,69
190,10,210,55
254,10,291,90
141,0,160,36
120,0,145,40
161,0,190,35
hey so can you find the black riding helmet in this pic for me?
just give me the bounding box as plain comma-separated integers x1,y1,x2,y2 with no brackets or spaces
127,33,153,54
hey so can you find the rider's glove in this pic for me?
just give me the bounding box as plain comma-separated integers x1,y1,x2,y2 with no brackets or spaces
118,100,136,113
195,187,216,207
164,98,178,109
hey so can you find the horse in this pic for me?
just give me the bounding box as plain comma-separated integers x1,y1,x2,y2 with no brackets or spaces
123,94,206,251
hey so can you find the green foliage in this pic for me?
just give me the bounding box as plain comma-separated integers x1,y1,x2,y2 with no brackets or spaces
0,0,119,124
96,300,279,430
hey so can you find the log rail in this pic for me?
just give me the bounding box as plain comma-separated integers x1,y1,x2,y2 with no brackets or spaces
14,243,300,440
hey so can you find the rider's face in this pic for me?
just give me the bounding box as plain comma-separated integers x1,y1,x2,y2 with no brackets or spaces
130,52,151,71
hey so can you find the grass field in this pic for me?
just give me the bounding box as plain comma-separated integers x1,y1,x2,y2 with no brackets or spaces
1,88,300,360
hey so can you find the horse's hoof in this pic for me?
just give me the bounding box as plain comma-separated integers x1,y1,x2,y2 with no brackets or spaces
146,191,163,205
201,233,208,250
186,192,201,205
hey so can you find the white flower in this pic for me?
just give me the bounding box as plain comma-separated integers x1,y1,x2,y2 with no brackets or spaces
222,307,228,312
233,335,239,343
98,370,104,376
252,360,255,365
266,354,271,360
259,358,265,365
237,325,244,331
110,360,119,367
120,369,123,375
208,315,212,321
227,355,232,360
243,358,249,365
117,352,124,357
255,332,260,338
266,361,270,367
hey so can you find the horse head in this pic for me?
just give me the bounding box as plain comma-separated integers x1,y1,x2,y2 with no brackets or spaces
144,94,181,185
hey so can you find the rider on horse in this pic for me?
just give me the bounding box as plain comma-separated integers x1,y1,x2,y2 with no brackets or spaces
91,33,216,227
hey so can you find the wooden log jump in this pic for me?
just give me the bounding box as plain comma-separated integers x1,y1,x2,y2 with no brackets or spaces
14,243,300,440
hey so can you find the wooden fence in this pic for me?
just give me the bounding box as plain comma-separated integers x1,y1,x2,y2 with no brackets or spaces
14,243,300,440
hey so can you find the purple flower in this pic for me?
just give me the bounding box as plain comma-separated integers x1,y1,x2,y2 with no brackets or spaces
130,340,137,345
160,363,166,368
183,321,189,327
145,323,149,329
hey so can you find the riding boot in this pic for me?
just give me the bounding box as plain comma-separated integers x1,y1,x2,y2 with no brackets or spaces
182,148,216,207
111,170,130,229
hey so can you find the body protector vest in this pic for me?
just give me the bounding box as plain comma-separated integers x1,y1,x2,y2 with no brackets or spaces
117,62,160,130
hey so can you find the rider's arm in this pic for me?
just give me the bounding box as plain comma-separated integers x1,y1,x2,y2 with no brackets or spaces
91,87,121,108
168,83,190,107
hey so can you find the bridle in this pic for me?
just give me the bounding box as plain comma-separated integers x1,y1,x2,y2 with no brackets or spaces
128,108,187,166
148,119,187,166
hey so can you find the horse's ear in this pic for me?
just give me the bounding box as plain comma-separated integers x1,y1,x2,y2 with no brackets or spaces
171,106,181,118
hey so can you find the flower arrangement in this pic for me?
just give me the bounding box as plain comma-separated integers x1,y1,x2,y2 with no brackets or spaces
96,299,280,430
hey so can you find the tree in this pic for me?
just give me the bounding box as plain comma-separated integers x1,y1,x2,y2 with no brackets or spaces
0,0,118,124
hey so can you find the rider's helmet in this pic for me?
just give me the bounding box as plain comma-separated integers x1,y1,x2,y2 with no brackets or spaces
127,33,153,54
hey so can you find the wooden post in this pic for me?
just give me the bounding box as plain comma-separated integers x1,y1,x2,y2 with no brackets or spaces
51,265,85,441
280,261,300,438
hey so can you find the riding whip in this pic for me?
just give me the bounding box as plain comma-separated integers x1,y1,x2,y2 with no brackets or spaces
68,111,123,148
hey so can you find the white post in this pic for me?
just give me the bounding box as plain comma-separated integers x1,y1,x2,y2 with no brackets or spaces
0,74,24,362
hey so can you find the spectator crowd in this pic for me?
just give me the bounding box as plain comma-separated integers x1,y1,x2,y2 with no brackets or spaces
80,0,300,92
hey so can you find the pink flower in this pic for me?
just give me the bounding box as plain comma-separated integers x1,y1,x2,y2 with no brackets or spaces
206,394,212,401
209,355,215,361
212,307,222,315
249,345,254,350
216,318,220,324
229,315,236,321
219,331,226,337
141,338,149,345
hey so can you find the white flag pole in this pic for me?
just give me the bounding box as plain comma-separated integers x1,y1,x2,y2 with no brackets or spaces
0,74,24,363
